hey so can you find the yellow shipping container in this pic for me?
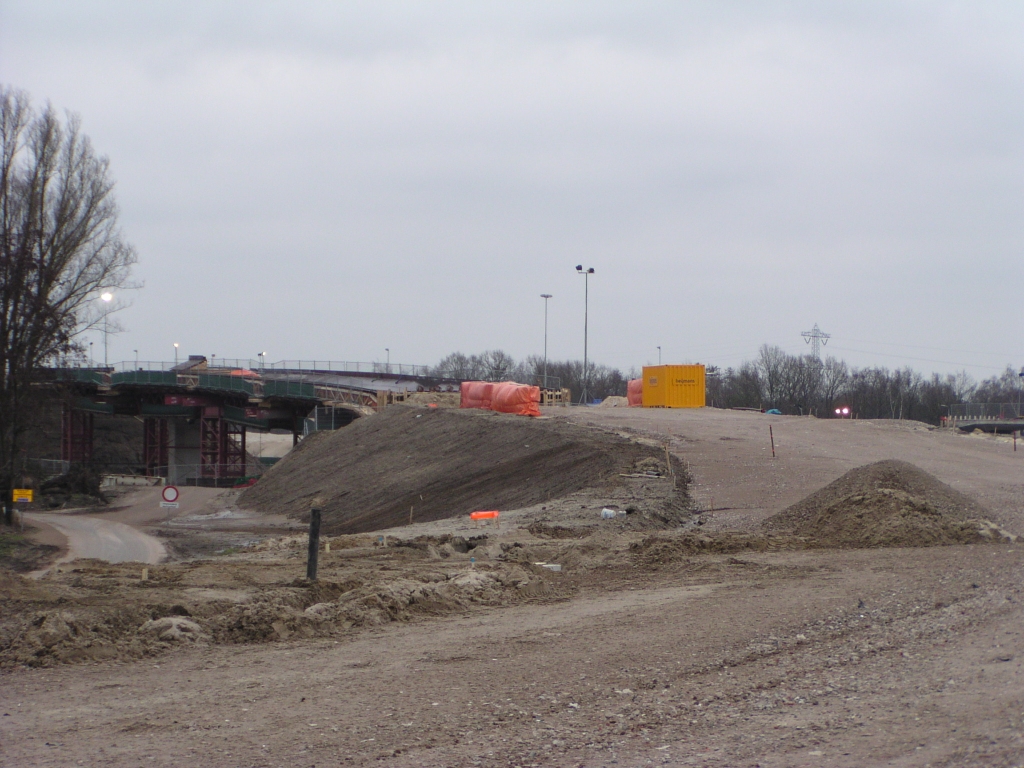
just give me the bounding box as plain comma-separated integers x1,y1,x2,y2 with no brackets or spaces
641,364,706,408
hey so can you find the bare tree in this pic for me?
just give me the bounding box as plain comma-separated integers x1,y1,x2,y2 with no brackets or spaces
478,349,516,381
432,352,475,379
0,86,137,512
819,356,848,414
756,344,787,408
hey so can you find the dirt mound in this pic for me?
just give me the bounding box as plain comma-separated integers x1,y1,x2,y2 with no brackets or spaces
239,405,687,535
629,532,794,566
0,553,561,668
764,460,1016,548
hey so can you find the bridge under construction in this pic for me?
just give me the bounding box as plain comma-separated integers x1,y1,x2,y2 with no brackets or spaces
48,356,458,485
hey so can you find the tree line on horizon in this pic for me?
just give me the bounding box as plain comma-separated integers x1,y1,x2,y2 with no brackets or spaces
431,346,1022,424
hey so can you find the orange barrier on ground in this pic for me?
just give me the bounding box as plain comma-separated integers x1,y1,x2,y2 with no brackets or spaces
491,382,541,417
470,510,500,527
627,378,643,407
460,381,495,410
460,381,540,416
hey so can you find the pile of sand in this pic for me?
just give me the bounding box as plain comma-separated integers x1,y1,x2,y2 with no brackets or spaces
764,460,1016,548
239,405,687,535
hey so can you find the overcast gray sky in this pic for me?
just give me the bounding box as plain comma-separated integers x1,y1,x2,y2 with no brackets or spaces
2,2,1022,378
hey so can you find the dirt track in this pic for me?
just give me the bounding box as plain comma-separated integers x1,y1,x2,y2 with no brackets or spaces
23,512,166,567
2,407,1024,767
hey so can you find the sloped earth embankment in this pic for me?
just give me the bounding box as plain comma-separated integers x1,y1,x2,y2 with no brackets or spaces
239,405,690,534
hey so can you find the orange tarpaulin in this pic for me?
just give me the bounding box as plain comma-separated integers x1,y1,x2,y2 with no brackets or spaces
627,378,643,407
460,381,494,410
460,381,541,417
490,382,541,417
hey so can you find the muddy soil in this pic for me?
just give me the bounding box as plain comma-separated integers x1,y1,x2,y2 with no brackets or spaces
0,530,60,574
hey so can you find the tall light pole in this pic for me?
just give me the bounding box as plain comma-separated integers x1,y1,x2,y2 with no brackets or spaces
133,349,138,368
385,348,390,374
100,292,113,367
173,342,179,366
575,265,595,404
657,346,661,366
540,294,552,388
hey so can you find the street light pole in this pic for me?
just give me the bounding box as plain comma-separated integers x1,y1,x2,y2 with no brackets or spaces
657,346,661,366
575,266,595,404
385,348,390,374
173,343,179,366
100,292,113,367
540,294,552,389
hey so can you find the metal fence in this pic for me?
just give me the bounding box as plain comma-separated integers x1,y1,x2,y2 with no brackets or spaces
947,403,1024,421
162,463,268,486
303,406,359,436
49,359,435,377
23,458,267,487
24,458,71,479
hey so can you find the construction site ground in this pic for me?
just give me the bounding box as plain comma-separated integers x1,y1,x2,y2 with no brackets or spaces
2,406,1023,767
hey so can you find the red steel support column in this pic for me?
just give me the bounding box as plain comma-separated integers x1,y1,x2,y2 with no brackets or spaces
143,418,169,476
61,407,94,465
223,422,246,477
200,413,222,478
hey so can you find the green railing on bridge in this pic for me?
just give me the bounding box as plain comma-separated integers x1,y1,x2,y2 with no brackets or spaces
54,368,106,385
111,370,180,386
262,379,317,399
197,374,258,395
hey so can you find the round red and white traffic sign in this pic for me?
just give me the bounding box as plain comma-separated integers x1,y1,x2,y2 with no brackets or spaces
162,485,179,503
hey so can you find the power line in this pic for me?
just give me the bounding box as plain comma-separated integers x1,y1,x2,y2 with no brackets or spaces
837,336,1014,360
827,344,1007,371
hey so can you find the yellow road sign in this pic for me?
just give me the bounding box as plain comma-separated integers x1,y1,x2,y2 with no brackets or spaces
12,489,33,503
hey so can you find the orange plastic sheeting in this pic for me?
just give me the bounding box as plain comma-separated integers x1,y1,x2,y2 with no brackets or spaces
460,381,494,410
627,378,643,407
490,382,541,417
470,510,500,520
460,381,541,416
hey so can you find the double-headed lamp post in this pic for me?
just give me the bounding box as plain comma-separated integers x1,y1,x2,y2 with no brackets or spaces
575,265,595,404
100,292,113,367
540,294,552,389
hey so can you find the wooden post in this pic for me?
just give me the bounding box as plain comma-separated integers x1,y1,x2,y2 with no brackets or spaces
769,425,776,458
306,507,321,581
409,505,414,525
